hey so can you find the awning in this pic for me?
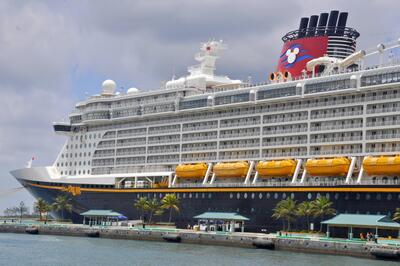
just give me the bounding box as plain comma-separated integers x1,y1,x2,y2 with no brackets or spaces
321,214,400,230
80,210,123,217
194,212,249,221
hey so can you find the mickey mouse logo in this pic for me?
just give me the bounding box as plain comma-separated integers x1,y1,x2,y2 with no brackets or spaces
286,47,300,64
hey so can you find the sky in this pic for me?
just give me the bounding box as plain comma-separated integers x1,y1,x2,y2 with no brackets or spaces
1,0,400,213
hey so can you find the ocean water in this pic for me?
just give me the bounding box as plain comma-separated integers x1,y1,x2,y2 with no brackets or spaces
0,233,397,266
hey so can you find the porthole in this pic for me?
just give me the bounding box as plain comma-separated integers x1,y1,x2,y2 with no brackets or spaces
376,194,381,200
189,193,192,199
251,193,255,199
259,193,263,199
183,193,186,199
335,193,339,200
266,193,270,199
291,193,295,199
244,193,248,199
195,193,199,199
136,194,140,199
325,193,330,200
345,194,349,200
251,208,255,213
307,193,312,200
202,193,205,199
356,193,360,200
237,193,241,200
274,193,278,199
208,193,212,199
316,193,321,199
387,194,392,201
366,194,371,200
230,193,233,199
282,193,287,199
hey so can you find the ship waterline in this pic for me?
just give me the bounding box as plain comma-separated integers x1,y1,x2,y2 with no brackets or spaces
10,10,400,232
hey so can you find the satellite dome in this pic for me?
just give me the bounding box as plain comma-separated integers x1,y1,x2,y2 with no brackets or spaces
127,87,139,94
102,79,116,95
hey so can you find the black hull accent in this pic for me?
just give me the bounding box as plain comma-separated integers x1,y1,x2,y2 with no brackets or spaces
23,183,400,234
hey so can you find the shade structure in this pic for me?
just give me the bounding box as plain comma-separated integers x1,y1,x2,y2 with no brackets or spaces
80,210,123,218
194,212,249,221
321,214,400,230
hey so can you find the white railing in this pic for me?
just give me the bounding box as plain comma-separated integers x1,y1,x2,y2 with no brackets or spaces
172,179,400,188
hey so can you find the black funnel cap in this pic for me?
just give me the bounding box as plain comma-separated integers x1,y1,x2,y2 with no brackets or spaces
336,12,348,35
307,15,319,37
298,17,309,38
327,10,339,35
317,13,329,35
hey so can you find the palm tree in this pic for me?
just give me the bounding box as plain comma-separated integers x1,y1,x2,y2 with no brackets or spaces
134,197,149,222
52,195,72,221
393,208,400,221
34,198,51,222
161,194,180,223
311,196,336,231
296,201,314,231
272,198,297,231
146,198,162,224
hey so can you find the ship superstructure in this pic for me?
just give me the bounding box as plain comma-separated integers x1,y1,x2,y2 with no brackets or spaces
11,10,400,231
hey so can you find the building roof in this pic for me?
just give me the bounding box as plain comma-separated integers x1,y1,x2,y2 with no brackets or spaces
80,210,123,217
194,212,249,221
321,214,400,229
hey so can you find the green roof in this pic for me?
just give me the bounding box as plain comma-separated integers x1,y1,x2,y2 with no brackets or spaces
80,210,123,217
321,214,400,229
194,212,249,221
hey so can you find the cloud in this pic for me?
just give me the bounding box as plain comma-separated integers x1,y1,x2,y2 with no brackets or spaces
1,0,400,212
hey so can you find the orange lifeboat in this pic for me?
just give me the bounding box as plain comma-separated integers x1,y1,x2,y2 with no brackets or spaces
305,157,350,176
175,163,208,179
256,160,296,177
213,161,249,178
363,156,400,175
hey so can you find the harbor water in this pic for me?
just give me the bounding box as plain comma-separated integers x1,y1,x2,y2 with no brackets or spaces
0,233,397,266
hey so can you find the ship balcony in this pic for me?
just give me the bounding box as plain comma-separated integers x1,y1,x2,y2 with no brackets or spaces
53,122,72,136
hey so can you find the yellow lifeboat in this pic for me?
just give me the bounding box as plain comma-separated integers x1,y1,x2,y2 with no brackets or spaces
213,161,249,178
256,160,296,177
305,157,350,176
363,156,400,175
175,163,208,179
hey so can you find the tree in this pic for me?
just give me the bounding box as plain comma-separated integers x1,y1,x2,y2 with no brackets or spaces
134,197,149,222
296,201,314,231
34,198,51,222
272,198,297,231
52,195,72,221
15,201,29,221
393,208,400,221
146,198,162,224
311,196,336,231
161,194,180,223
3,208,16,217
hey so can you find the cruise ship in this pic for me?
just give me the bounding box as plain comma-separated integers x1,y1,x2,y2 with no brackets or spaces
11,10,400,232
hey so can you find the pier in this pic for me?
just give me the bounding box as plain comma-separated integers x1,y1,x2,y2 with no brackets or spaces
1,222,399,260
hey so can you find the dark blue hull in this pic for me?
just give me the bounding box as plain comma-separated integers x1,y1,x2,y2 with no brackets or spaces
23,181,400,233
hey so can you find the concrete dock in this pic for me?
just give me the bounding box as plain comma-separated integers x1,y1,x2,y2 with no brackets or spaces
1,222,399,260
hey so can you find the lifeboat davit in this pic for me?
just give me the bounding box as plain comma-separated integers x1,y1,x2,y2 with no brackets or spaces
213,161,249,178
175,163,208,179
363,156,400,175
306,157,350,176
256,160,296,177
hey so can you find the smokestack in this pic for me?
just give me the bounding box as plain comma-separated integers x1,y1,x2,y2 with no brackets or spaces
306,15,319,37
327,10,339,35
317,13,329,35
298,17,309,38
336,12,348,36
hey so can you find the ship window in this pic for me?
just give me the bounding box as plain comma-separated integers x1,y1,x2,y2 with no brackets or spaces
307,193,312,200
208,193,212,199
244,193,248,199
259,193,263,199
60,171,63,175
229,193,233,199
251,193,255,199
376,194,381,200
237,193,240,199
282,193,286,199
